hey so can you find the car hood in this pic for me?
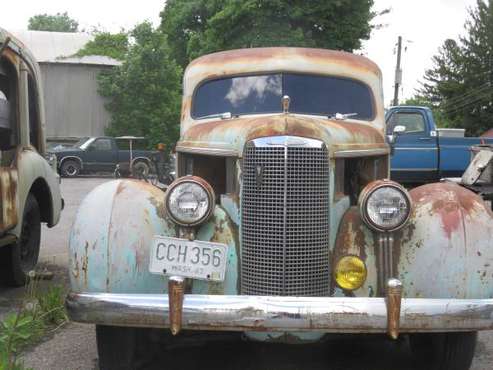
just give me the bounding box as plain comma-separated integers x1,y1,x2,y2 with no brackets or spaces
177,114,387,157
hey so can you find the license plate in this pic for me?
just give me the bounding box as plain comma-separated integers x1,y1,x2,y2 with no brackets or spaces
149,236,228,281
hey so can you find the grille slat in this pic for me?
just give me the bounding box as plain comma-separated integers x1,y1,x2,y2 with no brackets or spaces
241,138,330,297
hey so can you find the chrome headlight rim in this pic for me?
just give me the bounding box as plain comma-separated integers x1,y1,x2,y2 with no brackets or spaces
165,176,215,227
358,180,412,232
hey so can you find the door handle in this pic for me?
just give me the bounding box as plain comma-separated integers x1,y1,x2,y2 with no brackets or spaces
419,137,432,141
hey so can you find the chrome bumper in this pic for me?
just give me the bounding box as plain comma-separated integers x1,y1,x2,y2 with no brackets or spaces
66,292,493,334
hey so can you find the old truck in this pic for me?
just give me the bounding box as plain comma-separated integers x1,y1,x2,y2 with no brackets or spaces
387,105,493,184
49,136,154,178
0,28,62,286
66,48,493,370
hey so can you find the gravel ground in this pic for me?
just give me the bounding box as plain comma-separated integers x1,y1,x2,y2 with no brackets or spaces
0,177,490,370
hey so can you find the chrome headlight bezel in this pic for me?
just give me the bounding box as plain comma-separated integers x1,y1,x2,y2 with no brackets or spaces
165,176,215,227
358,180,412,232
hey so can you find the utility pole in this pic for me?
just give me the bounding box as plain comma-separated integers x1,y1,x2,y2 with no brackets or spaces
393,36,403,106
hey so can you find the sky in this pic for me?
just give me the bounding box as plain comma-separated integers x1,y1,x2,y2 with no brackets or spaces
1,0,479,105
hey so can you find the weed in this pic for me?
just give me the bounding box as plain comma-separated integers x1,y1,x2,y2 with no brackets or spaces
0,273,68,369
36,285,68,326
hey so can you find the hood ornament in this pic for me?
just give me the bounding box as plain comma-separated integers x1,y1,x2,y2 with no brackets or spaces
282,95,291,113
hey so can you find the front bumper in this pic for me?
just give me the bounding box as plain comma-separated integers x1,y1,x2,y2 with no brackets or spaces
66,292,493,334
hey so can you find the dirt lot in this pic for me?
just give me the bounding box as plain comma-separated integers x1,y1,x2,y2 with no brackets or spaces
0,177,490,369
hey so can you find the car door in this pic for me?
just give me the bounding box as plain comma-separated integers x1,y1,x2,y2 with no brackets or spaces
84,138,117,172
387,110,439,183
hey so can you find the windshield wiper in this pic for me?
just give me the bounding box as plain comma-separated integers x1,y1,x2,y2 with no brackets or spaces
328,112,358,120
197,112,232,120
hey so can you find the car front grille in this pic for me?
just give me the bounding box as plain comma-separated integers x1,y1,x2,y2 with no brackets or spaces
241,136,330,296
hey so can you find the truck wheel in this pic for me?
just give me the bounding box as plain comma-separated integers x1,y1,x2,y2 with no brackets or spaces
61,160,80,177
409,332,477,370
132,161,150,179
96,325,159,370
0,194,41,286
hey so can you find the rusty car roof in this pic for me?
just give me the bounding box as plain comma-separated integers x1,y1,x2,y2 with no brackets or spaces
183,47,382,96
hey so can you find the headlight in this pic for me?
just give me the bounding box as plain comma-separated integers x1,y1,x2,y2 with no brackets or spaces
165,176,215,226
359,180,412,232
334,256,367,291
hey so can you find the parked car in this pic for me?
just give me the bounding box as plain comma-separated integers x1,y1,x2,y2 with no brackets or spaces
49,136,154,177
0,28,62,286
66,48,493,370
387,105,493,183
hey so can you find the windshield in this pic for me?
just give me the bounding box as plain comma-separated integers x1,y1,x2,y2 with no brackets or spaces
192,73,374,120
78,137,95,150
73,137,90,148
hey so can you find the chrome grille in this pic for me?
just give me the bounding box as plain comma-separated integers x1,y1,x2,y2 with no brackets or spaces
241,136,330,296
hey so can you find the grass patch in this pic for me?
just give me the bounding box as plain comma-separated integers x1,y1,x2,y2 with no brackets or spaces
0,274,68,369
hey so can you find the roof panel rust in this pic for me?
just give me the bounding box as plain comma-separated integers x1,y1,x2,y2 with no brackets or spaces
188,47,380,74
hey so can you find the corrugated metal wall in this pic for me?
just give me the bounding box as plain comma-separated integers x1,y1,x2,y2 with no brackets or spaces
40,63,113,141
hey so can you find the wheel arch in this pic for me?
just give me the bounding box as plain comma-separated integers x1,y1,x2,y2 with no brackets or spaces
28,177,54,226
59,156,84,170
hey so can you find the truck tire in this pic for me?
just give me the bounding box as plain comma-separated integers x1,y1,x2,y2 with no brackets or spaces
61,160,81,177
409,332,477,370
0,194,41,286
96,325,159,370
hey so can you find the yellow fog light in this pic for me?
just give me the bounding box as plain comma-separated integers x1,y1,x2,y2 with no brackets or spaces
334,256,367,291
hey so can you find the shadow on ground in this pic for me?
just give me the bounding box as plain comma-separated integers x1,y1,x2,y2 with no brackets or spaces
142,333,419,370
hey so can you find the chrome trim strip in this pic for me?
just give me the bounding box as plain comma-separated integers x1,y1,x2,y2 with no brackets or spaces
67,292,493,332
282,144,288,295
250,135,325,148
176,146,238,157
333,148,389,158
392,168,436,172
395,148,438,151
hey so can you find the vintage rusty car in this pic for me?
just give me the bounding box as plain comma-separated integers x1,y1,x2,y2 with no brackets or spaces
67,48,493,370
0,29,62,286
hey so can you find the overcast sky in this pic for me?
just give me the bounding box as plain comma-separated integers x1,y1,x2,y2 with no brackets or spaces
1,0,478,105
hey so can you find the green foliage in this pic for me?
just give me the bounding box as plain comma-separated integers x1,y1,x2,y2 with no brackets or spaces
76,32,129,61
28,12,79,33
98,22,182,148
0,279,67,369
161,0,376,69
419,0,493,136
0,311,43,370
36,285,68,326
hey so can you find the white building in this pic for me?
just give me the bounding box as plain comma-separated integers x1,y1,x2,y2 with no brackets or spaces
12,30,121,143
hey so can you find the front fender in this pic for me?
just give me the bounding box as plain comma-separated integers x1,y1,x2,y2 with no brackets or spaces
69,180,239,294
397,182,493,299
333,182,493,299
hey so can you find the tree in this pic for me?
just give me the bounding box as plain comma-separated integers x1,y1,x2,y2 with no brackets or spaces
161,0,376,69
28,12,79,33
97,22,182,148
419,0,493,136
76,32,129,61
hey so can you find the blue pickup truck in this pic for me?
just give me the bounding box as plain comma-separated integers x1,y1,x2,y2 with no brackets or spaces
387,106,493,183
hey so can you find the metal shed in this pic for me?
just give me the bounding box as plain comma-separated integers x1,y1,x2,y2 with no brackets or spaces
12,30,121,144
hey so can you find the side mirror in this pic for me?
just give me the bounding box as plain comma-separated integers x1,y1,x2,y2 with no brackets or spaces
388,125,406,155
393,125,406,135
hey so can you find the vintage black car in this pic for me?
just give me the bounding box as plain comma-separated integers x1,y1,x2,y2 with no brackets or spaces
49,136,154,177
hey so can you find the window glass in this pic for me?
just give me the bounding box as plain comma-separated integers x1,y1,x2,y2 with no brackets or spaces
115,139,147,150
387,112,426,135
193,75,282,118
192,73,374,120
91,139,112,151
284,74,373,119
